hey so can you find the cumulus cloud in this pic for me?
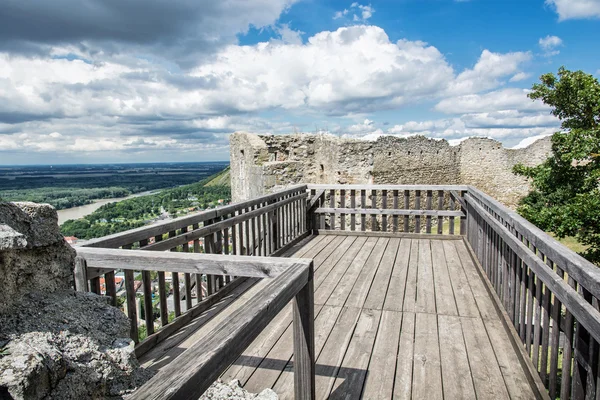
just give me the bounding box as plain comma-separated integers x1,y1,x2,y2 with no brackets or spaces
0,13,540,160
546,0,600,20
539,35,563,56
447,50,531,95
434,89,550,114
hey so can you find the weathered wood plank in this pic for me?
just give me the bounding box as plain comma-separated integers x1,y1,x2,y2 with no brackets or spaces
484,318,537,400
412,312,443,400
416,239,436,313
307,184,470,191
329,308,382,399
383,239,411,312
343,238,388,308
313,306,362,399
313,237,366,305
402,239,419,313
363,237,400,310
73,256,88,292
361,310,402,399
431,240,458,316
461,316,510,399
77,247,311,279
326,237,378,307
314,208,464,217
454,240,497,319
314,229,460,240
438,314,476,399
443,240,479,317
393,311,415,400
312,236,356,291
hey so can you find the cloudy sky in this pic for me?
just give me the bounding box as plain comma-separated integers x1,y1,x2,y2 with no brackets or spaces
0,0,599,164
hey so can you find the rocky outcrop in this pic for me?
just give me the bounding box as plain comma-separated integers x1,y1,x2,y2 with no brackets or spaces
0,291,151,399
0,202,150,399
200,380,278,400
0,202,76,313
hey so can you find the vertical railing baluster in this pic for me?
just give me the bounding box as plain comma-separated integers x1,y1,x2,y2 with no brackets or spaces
425,190,432,234
403,190,410,232
381,189,387,232
393,190,399,232
437,190,444,234
371,189,377,232
414,190,421,233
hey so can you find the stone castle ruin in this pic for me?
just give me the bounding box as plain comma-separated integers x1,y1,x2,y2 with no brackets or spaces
229,132,552,207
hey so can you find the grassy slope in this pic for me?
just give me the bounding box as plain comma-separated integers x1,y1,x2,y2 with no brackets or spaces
204,166,230,187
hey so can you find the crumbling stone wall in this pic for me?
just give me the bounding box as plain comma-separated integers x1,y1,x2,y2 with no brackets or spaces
229,132,552,207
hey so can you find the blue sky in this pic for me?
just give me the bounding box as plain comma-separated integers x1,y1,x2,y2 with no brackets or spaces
0,0,598,164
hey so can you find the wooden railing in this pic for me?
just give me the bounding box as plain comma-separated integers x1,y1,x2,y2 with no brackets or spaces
74,185,308,350
75,248,315,400
306,184,467,235
69,182,600,399
465,186,600,400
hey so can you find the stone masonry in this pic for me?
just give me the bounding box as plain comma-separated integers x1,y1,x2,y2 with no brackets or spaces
229,132,552,208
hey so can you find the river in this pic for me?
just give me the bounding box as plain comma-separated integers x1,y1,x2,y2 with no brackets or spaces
56,190,159,225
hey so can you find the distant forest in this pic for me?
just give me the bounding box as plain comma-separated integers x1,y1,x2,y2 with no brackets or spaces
60,169,231,239
0,162,228,209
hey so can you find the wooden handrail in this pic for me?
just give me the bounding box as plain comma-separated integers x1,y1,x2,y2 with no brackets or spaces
466,186,600,299
306,184,470,190
464,186,600,399
76,247,311,279
82,185,307,249
127,259,315,400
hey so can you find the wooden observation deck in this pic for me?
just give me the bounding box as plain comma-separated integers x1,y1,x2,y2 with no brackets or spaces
74,185,600,400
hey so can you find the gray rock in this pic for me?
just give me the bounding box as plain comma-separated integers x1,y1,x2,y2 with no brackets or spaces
0,202,76,313
0,202,63,248
0,290,152,399
0,225,27,251
199,380,278,400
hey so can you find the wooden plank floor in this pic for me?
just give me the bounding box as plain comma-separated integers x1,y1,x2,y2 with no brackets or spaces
141,234,540,399
222,235,538,399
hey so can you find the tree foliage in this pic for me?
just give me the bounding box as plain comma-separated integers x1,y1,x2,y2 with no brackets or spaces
514,67,600,264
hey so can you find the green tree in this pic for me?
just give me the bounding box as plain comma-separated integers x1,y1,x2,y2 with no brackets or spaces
514,67,600,264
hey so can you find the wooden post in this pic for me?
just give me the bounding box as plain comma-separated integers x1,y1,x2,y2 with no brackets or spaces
74,256,88,292
460,190,467,235
293,265,315,400
124,269,139,343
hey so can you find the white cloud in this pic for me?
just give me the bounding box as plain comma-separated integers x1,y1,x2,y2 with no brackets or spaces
546,0,600,20
539,35,563,56
512,134,552,149
333,9,349,19
274,24,304,45
435,88,550,114
447,50,531,95
0,23,543,159
335,3,374,21
509,72,531,82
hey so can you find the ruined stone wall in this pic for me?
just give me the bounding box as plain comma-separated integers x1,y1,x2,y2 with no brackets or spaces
229,132,552,208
